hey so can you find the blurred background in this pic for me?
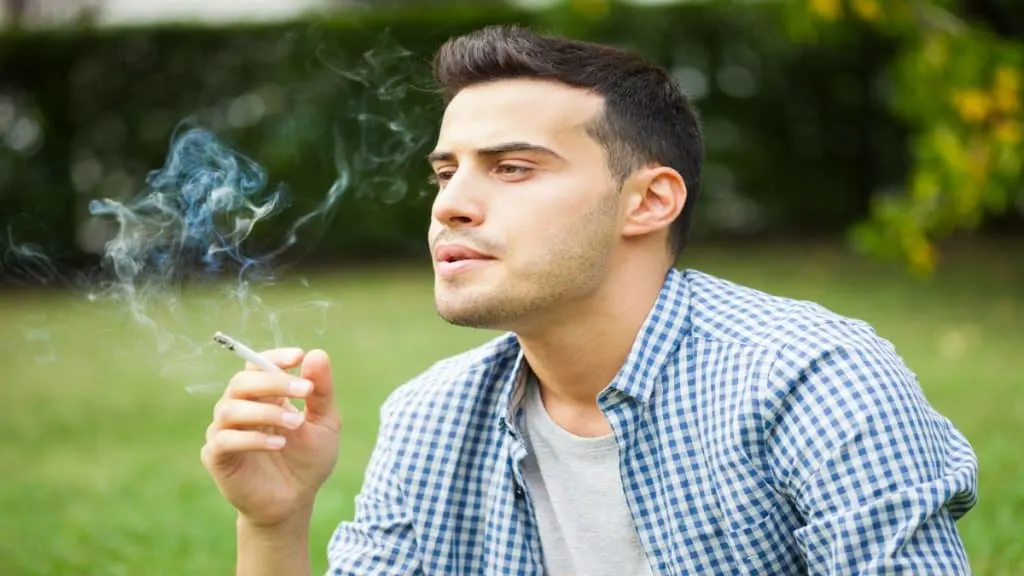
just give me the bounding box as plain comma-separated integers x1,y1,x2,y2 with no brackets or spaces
0,0,1020,574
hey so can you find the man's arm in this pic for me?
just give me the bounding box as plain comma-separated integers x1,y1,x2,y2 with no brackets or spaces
765,320,978,574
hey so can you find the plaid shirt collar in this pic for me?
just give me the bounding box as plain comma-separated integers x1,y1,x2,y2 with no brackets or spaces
497,267,692,435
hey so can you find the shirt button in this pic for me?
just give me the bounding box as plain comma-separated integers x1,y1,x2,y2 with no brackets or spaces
514,485,524,498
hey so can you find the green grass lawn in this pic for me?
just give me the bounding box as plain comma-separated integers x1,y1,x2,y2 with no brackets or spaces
1,241,1021,575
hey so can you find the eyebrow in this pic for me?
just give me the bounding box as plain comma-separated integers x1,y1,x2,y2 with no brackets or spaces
426,142,565,164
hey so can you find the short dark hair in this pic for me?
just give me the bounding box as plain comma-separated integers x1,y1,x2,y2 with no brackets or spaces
432,24,704,259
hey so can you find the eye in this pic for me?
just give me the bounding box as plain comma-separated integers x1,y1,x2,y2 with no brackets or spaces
495,164,532,178
428,168,455,186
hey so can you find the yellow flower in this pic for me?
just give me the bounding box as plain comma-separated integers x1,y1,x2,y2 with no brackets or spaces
810,0,841,21
853,0,881,21
952,90,991,124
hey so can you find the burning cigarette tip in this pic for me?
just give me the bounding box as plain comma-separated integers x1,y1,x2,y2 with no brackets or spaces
211,330,285,374
212,331,235,350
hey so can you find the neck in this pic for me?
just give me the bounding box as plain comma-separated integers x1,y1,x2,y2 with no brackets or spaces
515,254,670,412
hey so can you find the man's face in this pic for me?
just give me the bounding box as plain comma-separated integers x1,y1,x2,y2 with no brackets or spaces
426,78,623,331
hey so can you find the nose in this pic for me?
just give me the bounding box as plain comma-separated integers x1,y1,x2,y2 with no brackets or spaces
431,169,485,229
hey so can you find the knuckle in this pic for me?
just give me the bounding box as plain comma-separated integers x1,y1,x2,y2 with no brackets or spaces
226,371,249,394
213,430,236,451
214,400,234,424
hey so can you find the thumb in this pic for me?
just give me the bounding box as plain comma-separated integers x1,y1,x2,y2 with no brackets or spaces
299,349,337,422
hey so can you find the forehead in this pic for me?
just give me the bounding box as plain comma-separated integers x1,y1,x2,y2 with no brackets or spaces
435,78,604,154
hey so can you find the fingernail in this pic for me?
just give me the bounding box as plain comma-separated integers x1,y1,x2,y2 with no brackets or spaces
281,412,305,427
288,379,312,396
266,435,286,448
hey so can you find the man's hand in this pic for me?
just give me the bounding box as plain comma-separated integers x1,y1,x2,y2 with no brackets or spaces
201,347,341,529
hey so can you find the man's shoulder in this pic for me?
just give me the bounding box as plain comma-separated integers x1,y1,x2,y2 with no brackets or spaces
682,269,921,420
682,268,885,355
377,331,518,430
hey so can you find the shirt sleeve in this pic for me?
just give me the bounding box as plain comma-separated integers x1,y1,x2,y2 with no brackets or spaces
764,319,978,575
325,398,421,575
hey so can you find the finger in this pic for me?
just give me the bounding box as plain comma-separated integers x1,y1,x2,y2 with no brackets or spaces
226,370,313,401
206,429,287,460
214,398,306,431
245,347,305,372
300,349,338,423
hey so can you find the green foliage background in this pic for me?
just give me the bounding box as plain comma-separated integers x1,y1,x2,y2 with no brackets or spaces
781,0,1024,273
0,0,1019,283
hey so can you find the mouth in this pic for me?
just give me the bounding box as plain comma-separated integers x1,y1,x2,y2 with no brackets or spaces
438,254,494,264
435,244,494,263
434,244,496,276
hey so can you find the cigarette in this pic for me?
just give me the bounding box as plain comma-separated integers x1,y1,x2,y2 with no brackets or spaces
212,331,287,374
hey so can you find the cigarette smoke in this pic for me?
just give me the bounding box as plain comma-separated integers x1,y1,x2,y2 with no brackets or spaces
0,30,434,393
86,124,290,322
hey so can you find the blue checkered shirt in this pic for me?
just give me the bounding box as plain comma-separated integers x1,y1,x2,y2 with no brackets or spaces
326,268,978,574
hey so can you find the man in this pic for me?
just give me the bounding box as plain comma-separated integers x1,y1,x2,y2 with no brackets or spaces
201,25,978,575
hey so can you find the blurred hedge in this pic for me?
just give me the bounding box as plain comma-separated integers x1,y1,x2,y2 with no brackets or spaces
0,2,913,282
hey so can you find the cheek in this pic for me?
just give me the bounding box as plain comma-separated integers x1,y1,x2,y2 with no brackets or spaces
513,173,610,218
506,184,615,253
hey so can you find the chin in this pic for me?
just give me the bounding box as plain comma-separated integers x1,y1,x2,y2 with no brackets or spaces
436,307,495,329
434,293,513,330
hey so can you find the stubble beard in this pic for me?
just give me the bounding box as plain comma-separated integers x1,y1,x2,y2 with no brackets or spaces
434,188,621,331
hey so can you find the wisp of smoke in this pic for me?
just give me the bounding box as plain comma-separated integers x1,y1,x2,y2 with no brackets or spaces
87,124,286,314
0,28,435,395
78,121,344,391
1,229,63,286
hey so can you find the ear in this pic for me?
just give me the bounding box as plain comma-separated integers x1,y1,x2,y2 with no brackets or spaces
621,166,687,240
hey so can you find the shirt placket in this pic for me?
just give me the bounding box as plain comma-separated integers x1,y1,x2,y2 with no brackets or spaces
604,393,676,576
500,416,546,574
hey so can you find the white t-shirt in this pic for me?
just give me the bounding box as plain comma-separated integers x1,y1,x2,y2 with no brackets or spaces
520,376,656,576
